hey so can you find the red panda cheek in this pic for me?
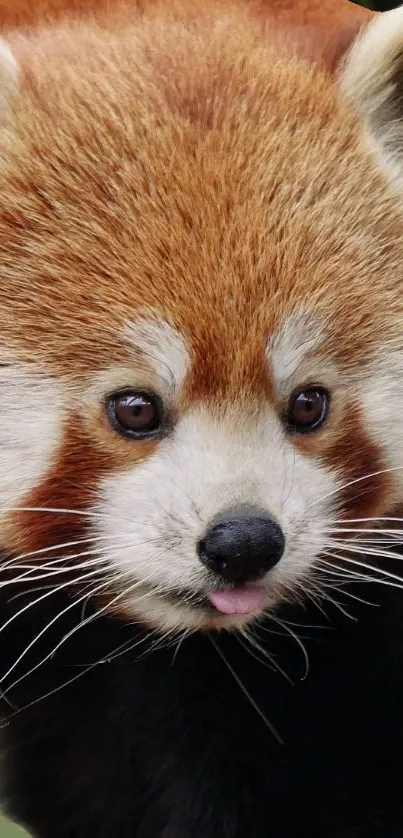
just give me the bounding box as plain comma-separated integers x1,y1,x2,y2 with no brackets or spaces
5,422,111,557
6,416,159,558
319,407,391,523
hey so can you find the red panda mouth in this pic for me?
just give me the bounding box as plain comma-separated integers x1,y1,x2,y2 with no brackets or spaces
207,586,265,615
141,583,266,618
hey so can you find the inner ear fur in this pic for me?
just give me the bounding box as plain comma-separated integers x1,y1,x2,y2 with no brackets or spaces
0,38,18,110
341,6,403,177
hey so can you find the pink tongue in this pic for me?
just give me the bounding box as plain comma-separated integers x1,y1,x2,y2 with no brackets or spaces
207,586,265,615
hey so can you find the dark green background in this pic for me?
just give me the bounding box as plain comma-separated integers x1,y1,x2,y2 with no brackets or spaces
0,814,30,837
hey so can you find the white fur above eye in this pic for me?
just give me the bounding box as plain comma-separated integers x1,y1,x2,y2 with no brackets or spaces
124,319,190,393
268,311,326,393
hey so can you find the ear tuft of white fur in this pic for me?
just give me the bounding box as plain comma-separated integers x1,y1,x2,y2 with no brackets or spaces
340,6,403,187
0,39,18,108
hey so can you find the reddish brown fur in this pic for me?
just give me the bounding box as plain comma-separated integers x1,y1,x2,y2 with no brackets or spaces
1,0,400,560
292,397,393,521
9,413,161,555
0,0,372,35
323,407,392,521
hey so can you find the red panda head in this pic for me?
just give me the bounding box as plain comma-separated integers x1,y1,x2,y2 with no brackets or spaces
0,0,402,634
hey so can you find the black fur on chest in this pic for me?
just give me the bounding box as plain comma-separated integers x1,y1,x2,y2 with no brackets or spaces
1,577,403,838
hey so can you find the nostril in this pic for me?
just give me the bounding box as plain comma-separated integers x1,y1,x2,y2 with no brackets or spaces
198,514,285,584
197,537,230,575
197,538,208,564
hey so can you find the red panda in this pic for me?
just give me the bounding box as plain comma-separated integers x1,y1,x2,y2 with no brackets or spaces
2,0,403,836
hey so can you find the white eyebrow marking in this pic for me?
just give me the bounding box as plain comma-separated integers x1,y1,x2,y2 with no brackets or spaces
125,319,190,391
268,311,325,387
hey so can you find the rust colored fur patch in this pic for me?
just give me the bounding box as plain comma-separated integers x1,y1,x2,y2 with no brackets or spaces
8,417,158,556
292,396,392,523
322,406,391,522
8,421,110,557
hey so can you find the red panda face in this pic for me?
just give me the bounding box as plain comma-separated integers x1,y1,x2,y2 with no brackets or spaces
1,4,403,633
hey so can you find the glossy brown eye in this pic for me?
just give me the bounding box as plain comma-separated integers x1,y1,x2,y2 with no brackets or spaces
107,391,163,438
286,387,329,433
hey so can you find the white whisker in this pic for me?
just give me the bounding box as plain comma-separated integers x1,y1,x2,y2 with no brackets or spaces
317,559,378,607
322,549,403,591
1,575,116,689
0,569,115,684
171,631,190,665
209,635,284,745
0,506,104,519
310,466,403,509
2,560,179,695
0,555,109,589
0,534,130,567
0,565,108,645
0,629,155,723
333,517,403,525
316,556,370,582
309,579,357,620
327,539,403,566
239,628,294,684
266,614,310,680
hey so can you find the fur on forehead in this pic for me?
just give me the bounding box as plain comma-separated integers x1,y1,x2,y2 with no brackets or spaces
0,0,402,381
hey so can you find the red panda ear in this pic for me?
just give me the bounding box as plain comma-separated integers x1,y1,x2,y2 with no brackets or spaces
0,39,18,110
341,6,403,186
256,0,374,71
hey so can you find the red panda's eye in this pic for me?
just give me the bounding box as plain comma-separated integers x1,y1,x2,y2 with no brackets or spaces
286,387,329,434
107,391,163,438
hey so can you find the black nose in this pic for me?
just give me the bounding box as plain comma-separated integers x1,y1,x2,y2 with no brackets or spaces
198,513,285,584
